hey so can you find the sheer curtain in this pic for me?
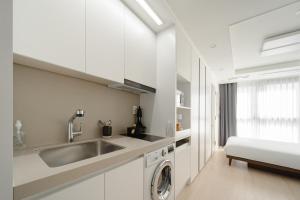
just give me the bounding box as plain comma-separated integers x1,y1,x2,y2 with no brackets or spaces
236,77,300,143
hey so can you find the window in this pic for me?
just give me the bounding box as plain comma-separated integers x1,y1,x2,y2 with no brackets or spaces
236,77,300,143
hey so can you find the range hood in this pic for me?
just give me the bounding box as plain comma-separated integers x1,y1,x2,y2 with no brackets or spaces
109,79,156,94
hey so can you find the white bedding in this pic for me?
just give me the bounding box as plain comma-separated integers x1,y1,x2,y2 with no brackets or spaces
224,136,300,170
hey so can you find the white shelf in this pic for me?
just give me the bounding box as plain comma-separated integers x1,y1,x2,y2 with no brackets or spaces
177,73,190,83
175,129,191,141
176,106,191,110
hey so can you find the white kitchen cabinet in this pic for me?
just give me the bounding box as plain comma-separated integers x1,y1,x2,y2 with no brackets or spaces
205,69,212,162
26,173,105,200
13,0,85,72
124,7,157,88
86,0,125,83
176,27,192,82
26,158,143,200
175,142,191,197
190,49,199,182
199,62,206,171
105,158,143,200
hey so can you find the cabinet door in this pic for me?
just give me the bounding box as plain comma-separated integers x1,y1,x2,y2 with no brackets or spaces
176,27,192,82
13,0,85,72
86,0,125,83
124,7,156,88
105,158,143,200
205,69,212,162
27,174,104,200
175,143,191,197
190,49,199,181
199,62,206,171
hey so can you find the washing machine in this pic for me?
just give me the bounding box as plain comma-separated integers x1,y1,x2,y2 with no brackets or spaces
144,143,175,200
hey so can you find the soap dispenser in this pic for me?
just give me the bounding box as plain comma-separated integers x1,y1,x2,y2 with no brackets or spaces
14,120,25,148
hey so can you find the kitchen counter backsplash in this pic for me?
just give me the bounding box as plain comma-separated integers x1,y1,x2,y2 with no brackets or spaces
14,64,139,148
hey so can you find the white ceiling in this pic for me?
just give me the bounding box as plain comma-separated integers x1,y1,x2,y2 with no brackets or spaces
230,2,300,71
166,0,300,82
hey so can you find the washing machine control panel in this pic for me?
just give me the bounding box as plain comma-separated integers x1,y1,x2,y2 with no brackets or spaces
162,149,167,157
145,147,168,167
168,144,175,153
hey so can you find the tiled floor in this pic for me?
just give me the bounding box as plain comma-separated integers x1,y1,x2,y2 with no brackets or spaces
177,149,300,200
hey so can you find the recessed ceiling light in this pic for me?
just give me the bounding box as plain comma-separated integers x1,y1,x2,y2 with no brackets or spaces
209,43,216,48
261,30,300,56
136,0,163,26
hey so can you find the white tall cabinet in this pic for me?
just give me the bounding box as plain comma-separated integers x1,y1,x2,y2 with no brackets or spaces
13,0,86,72
125,7,157,88
199,62,206,171
86,0,125,83
190,50,213,180
190,49,216,180
190,49,199,181
176,28,192,82
205,69,212,162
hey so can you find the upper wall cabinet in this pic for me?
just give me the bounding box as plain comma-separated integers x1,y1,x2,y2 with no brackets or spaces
86,0,125,84
14,0,157,89
124,7,157,88
13,0,85,72
176,28,192,82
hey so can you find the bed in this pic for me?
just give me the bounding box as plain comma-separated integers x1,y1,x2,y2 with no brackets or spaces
224,136,300,175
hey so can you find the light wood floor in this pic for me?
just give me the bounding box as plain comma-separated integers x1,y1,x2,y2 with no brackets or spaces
177,149,300,200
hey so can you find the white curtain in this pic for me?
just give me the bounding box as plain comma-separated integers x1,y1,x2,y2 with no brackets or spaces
236,77,300,143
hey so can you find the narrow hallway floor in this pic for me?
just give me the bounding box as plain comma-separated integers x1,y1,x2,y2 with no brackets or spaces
177,149,300,200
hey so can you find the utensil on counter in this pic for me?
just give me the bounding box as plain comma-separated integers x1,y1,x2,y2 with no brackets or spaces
98,120,112,138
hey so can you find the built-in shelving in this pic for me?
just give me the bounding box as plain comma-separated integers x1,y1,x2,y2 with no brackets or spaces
175,129,191,141
176,73,191,133
176,106,191,110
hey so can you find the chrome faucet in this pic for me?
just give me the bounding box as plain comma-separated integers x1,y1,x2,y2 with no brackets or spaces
68,109,85,142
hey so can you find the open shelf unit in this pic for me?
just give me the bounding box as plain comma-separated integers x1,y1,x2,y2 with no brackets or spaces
175,129,191,141
176,74,191,137
176,106,191,110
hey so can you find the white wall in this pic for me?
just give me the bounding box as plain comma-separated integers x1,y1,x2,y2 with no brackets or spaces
140,27,176,137
14,64,139,147
0,0,13,198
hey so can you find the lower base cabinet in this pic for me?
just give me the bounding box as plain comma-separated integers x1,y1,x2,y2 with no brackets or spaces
25,158,143,200
26,174,105,200
175,142,191,197
105,157,143,200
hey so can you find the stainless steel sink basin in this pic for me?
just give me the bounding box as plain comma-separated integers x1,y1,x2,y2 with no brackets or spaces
39,141,124,167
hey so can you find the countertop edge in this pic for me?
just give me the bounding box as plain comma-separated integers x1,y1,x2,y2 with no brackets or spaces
13,137,174,200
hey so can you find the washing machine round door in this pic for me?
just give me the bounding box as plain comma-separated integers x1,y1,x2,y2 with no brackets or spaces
151,160,173,200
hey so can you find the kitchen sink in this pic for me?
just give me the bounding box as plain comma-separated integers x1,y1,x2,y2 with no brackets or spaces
39,141,124,168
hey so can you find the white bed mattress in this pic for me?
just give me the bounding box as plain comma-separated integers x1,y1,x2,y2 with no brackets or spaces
224,136,300,170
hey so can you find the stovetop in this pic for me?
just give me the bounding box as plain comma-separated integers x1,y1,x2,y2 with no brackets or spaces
121,133,164,142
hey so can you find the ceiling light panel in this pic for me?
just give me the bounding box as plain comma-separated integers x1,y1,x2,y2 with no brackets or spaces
261,30,300,56
261,43,300,56
136,0,163,26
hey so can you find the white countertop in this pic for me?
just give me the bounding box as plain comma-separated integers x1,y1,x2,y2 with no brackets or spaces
13,135,174,200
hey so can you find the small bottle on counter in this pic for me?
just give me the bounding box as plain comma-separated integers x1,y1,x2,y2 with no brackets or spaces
14,120,26,149
176,114,183,131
